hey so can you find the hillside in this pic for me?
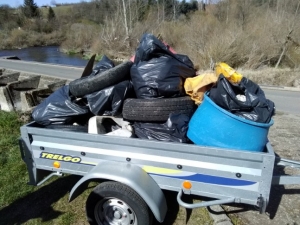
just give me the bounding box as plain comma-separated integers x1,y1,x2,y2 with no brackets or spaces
0,0,299,70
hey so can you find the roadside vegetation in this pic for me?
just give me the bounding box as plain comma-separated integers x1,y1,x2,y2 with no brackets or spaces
0,0,300,69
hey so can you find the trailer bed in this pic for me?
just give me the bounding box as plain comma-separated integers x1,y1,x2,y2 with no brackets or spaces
20,122,278,210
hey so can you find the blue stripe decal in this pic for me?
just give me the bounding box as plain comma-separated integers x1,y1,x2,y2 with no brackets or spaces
149,173,256,186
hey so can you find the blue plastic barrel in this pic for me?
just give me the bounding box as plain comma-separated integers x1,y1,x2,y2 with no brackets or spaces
187,94,274,152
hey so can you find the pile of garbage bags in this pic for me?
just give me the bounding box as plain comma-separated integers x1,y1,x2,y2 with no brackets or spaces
32,33,275,149
32,56,135,125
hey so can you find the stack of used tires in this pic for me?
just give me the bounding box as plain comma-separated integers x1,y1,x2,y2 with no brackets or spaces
32,33,197,141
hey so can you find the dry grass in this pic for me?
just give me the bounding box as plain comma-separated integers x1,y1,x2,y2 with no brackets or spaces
196,66,300,88
156,6,300,70
1,1,300,68
60,23,100,54
238,68,300,87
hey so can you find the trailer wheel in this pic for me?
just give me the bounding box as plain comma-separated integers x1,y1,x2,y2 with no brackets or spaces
86,181,152,225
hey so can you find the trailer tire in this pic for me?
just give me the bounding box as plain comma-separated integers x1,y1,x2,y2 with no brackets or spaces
44,124,88,133
86,181,152,225
69,61,133,97
122,96,195,122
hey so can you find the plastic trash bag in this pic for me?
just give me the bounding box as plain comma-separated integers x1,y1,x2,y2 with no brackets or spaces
87,55,115,77
133,113,191,143
215,62,243,83
130,33,196,98
83,55,135,116
184,72,218,105
86,80,135,116
209,75,275,123
32,85,90,126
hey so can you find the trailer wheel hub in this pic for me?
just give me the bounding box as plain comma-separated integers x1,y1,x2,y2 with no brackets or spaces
95,198,136,225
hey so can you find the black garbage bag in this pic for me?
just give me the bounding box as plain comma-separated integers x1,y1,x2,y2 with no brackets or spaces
32,85,90,126
209,75,275,123
86,80,135,116
131,33,196,98
133,113,191,143
88,55,115,77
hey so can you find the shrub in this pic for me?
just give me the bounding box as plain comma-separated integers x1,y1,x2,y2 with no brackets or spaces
61,23,100,54
10,28,28,48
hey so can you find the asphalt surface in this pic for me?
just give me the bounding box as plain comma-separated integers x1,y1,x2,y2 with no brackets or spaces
1,58,299,116
0,58,84,80
263,89,300,115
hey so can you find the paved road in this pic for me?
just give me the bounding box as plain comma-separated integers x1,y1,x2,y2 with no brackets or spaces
0,58,84,80
1,58,299,115
263,89,300,115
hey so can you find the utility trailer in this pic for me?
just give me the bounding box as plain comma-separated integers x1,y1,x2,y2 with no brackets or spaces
19,122,300,225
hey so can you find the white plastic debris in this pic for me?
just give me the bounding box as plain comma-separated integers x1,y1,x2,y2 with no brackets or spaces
236,94,246,102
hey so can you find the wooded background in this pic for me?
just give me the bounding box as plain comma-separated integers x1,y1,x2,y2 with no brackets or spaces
0,0,300,69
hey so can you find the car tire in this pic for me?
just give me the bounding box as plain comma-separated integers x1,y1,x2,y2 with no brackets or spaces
122,96,195,122
69,61,133,97
86,181,152,225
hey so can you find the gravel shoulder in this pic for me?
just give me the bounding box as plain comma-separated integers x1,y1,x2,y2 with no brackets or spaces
224,111,300,225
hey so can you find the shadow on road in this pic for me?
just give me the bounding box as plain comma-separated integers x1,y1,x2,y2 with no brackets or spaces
222,162,300,221
153,191,213,225
222,186,300,220
266,162,300,220
153,190,180,225
0,175,81,225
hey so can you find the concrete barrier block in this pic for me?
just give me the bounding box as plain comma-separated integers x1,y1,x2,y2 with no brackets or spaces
26,88,53,106
0,87,14,111
0,69,69,112
0,72,20,85
38,76,66,88
47,80,67,91
7,75,41,111
20,92,36,112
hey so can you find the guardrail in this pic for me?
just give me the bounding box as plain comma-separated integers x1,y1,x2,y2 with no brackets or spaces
0,68,67,112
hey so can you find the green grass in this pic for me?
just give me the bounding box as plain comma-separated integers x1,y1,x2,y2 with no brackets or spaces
0,111,214,225
0,111,91,225
82,53,103,61
0,111,32,206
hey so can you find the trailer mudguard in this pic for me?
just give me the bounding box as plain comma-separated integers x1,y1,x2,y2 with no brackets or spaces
69,161,167,223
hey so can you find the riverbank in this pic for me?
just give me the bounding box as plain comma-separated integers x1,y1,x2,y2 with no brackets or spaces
0,29,64,50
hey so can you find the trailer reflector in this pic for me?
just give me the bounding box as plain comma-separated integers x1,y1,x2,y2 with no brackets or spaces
53,161,60,168
183,181,192,189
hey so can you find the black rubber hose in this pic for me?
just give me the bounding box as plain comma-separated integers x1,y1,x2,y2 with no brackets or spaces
69,61,133,97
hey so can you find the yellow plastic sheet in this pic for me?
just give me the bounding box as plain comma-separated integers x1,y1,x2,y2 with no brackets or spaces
184,73,218,105
215,62,243,83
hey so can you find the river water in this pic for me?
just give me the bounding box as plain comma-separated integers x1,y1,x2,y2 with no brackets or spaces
0,46,89,67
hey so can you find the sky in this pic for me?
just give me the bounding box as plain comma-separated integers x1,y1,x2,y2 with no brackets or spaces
0,0,218,8
0,0,90,8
